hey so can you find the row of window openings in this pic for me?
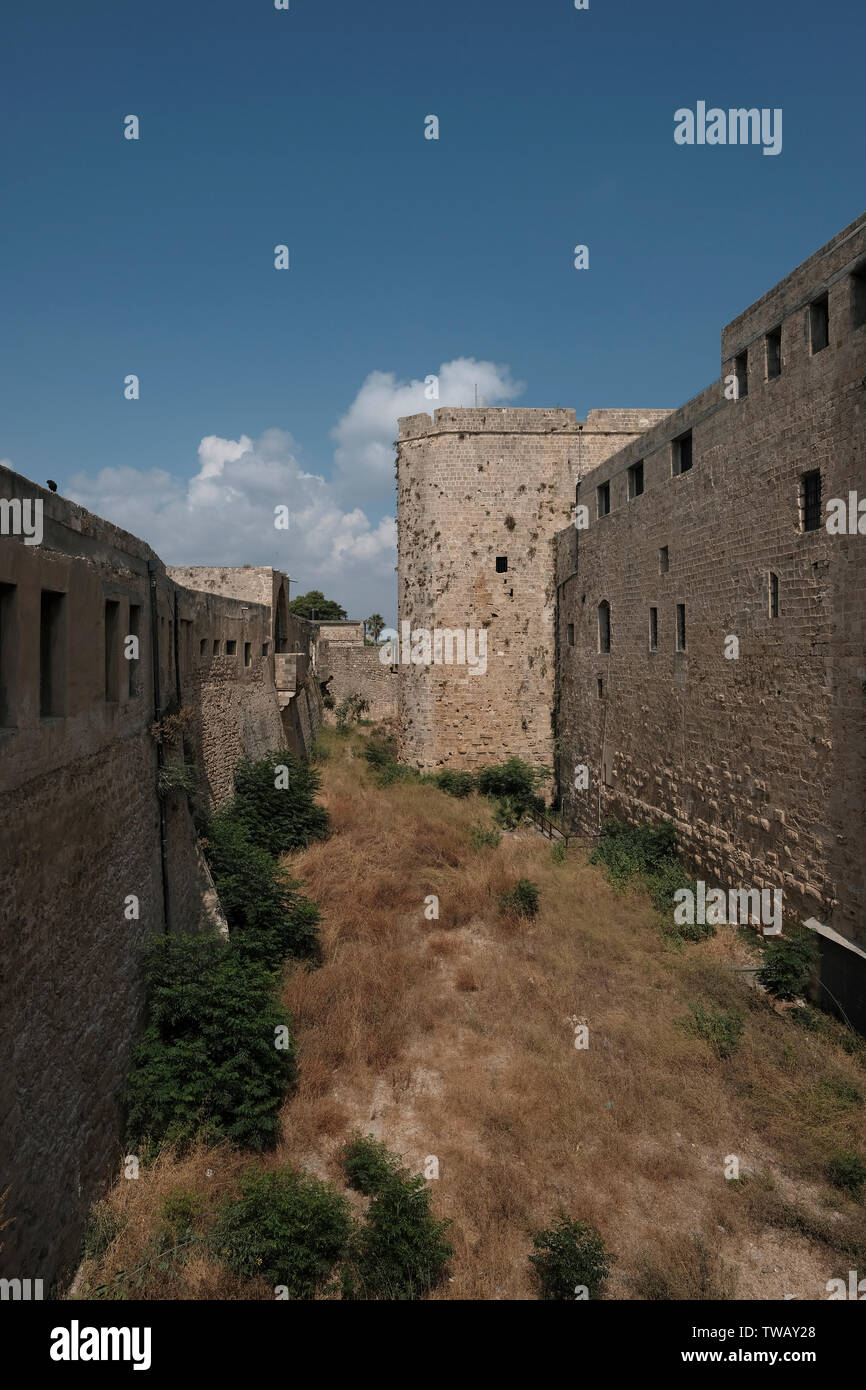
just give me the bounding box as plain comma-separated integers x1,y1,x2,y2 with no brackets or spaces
567,580,780,657
733,271,866,394
200,637,268,663
594,436,693,517
0,589,271,728
595,464,823,537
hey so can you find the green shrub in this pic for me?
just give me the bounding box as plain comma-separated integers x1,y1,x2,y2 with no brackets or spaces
162,1188,205,1238
477,757,547,827
677,1003,744,1060
826,1150,866,1199
309,736,331,762
757,927,818,1001
212,1167,353,1297
228,751,329,857
434,769,475,798
499,878,540,919
468,823,500,849
157,760,198,800
590,818,706,937
341,1145,452,1300
124,934,296,1153
363,734,398,768
204,812,321,967
551,840,567,864
341,1133,402,1196
528,1217,613,1300
336,692,370,731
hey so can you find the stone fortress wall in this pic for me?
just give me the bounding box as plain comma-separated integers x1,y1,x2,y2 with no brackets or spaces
396,212,866,1030
0,480,322,1286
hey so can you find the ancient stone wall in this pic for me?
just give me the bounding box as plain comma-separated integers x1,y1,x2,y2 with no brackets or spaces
318,640,399,722
554,212,866,1025
0,476,295,1287
395,406,670,772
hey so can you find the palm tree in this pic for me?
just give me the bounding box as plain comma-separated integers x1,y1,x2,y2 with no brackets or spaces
366,614,386,643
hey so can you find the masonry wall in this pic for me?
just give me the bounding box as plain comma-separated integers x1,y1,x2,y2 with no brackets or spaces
396,406,670,772
0,477,291,1287
554,213,866,1023
318,640,399,722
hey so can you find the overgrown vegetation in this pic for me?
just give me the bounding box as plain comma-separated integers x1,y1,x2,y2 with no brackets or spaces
677,1003,744,1060
211,1167,353,1298
590,817,701,939
435,769,475,798
528,1217,613,1299
757,927,819,1001
124,934,297,1153
336,692,370,732
499,878,540,919
477,757,547,828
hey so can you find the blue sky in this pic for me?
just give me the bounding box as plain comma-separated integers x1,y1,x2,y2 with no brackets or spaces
1,0,863,621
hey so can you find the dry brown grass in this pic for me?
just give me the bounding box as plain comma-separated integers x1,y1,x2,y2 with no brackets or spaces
74,726,866,1301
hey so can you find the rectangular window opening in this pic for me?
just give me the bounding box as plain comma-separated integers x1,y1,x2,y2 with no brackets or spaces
627,461,644,499
852,262,866,331
800,470,822,532
659,545,669,574
567,622,574,647
766,327,782,380
769,572,779,619
676,602,686,652
598,601,611,654
226,639,237,656
105,600,120,701
673,431,693,475
495,556,508,573
213,639,220,656
262,642,269,657
200,638,208,657
244,642,251,667
649,606,658,652
597,481,610,517
809,294,829,354
128,603,141,698
734,351,748,398
40,589,65,717
0,582,17,728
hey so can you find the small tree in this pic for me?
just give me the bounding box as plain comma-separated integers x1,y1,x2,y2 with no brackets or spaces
366,614,386,643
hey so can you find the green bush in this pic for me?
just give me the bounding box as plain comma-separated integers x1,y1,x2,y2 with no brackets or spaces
336,692,370,731
228,751,329,857
363,734,398,769
212,1167,353,1297
499,878,540,919
434,769,475,798
529,1216,613,1300
757,927,818,1001
162,1188,205,1239
590,818,705,937
677,1003,744,1060
477,757,546,827
341,1142,452,1300
826,1150,866,1199
83,1201,124,1260
469,823,501,849
157,760,198,800
341,1133,402,1196
204,812,321,967
124,935,296,1153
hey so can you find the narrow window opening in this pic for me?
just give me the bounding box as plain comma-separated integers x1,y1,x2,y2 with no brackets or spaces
0,582,17,727
597,676,604,699
649,607,658,652
567,622,574,647
495,556,508,573
734,351,748,398
627,461,644,499
673,431,693,475
597,600,611,654
769,572,779,619
40,589,65,717
809,294,829,354
676,603,686,652
200,638,208,657
105,600,120,701
800,469,822,532
226,639,237,656
766,327,782,380
262,642,269,656
597,481,610,517
659,545,669,573
244,642,252,667
852,262,866,330
213,639,220,656
128,603,141,698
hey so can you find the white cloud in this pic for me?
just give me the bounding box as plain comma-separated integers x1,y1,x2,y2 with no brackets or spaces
331,357,524,500
59,357,523,622
64,429,397,621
